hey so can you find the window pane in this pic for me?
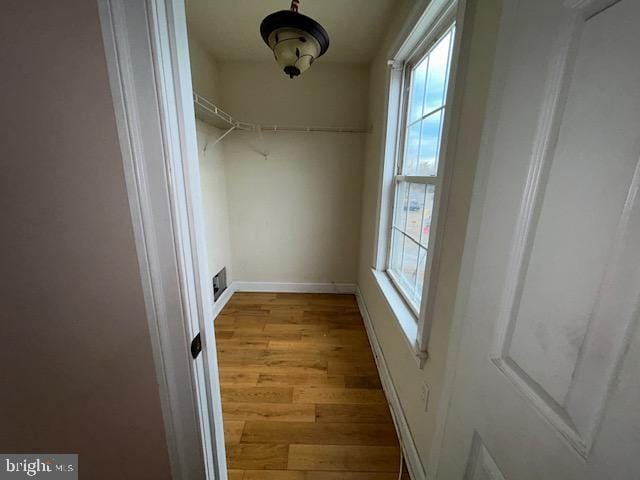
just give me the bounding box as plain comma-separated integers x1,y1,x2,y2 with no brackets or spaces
390,229,404,272
417,110,443,176
404,122,421,175
420,185,436,246
401,235,419,290
408,57,428,124
406,183,426,242
394,181,410,229
424,28,453,114
389,182,436,308
387,24,455,312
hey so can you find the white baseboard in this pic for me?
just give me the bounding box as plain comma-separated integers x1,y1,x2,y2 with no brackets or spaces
233,281,357,294
211,282,236,320
356,287,429,480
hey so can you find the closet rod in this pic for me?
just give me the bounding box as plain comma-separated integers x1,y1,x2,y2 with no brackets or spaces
193,91,368,135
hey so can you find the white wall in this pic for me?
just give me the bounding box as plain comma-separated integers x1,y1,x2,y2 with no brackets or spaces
0,1,171,478
357,0,502,472
188,31,234,284
218,62,369,284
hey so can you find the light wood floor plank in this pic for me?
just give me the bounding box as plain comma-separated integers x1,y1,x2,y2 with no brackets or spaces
263,323,329,335
267,341,373,358
287,444,400,472
221,386,293,404
242,471,402,480
222,403,316,422
243,470,402,480
215,292,402,478
218,308,270,317
327,358,379,375
303,472,403,480
226,443,289,470
219,351,328,371
215,331,234,340
257,373,345,388
315,403,394,424
261,316,327,325
215,316,266,329
222,364,330,375
293,387,387,405
344,375,383,389
298,330,371,346
223,331,303,342
224,420,245,444
216,340,269,351
242,471,304,480
241,420,398,446
218,371,259,386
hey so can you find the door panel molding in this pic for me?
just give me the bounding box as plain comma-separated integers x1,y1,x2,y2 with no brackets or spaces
489,0,640,458
463,432,507,480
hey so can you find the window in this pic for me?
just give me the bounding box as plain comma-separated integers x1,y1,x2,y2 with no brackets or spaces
385,24,456,316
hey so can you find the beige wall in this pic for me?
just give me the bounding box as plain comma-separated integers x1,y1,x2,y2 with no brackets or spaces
357,0,502,470
188,31,221,104
188,31,234,284
218,61,368,127
196,120,234,283
0,1,171,479
218,62,369,284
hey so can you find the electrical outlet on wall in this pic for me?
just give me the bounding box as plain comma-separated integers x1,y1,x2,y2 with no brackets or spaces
420,382,430,412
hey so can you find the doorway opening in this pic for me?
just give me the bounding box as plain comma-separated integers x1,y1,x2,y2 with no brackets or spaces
184,1,411,477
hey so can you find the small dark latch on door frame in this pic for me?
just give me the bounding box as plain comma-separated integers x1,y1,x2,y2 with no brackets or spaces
190,333,202,359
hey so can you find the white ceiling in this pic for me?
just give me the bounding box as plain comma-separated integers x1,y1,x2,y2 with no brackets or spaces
186,0,397,64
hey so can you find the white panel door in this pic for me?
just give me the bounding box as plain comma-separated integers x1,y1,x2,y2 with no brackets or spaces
437,0,640,479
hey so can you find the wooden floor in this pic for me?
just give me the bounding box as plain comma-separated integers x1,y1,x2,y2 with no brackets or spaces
215,292,410,479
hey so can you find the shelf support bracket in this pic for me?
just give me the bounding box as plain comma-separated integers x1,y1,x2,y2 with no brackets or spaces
255,125,270,159
204,125,236,152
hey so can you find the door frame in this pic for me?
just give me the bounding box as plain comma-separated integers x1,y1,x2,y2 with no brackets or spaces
98,0,226,478
427,0,515,475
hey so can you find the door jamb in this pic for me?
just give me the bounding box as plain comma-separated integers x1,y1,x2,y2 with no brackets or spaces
98,0,226,478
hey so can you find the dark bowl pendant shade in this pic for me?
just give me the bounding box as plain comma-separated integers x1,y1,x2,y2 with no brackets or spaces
260,5,330,79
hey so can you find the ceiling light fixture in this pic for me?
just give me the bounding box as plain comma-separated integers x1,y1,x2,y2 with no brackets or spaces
260,0,330,79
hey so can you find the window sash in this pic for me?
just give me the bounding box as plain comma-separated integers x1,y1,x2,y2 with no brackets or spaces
387,228,428,316
385,23,455,316
405,105,445,131
387,180,435,314
395,175,440,185
390,225,429,250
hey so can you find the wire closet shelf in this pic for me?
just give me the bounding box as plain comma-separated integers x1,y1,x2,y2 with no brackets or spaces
193,91,369,147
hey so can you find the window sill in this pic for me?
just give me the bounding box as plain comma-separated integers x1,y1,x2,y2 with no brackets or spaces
370,268,428,368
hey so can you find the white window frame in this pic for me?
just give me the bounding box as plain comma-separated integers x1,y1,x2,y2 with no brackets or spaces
387,22,456,316
372,0,466,363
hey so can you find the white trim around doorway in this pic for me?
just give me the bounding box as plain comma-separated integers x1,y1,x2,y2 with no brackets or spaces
98,0,227,478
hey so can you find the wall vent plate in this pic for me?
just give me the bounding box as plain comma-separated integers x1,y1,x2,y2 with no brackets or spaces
213,267,227,301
